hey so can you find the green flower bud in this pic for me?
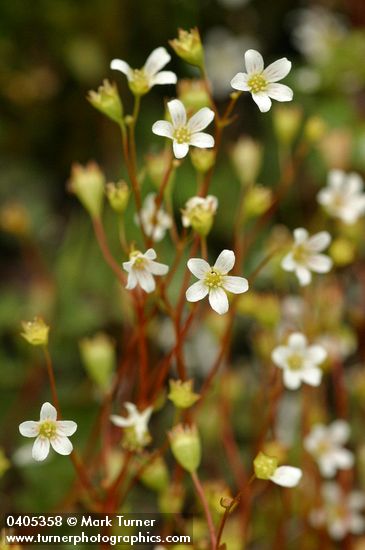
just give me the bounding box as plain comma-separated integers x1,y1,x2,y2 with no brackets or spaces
145,150,173,188
330,237,356,266
79,332,116,392
230,137,262,187
105,180,130,213
169,28,204,68
177,79,210,110
190,148,216,173
169,424,201,473
139,455,169,492
68,162,105,218
168,379,200,409
158,483,185,514
253,451,278,480
273,105,303,145
21,317,49,347
304,116,327,143
88,79,123,123
243,186,272,218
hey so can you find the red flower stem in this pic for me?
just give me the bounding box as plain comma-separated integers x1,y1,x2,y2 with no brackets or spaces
191,470,217,549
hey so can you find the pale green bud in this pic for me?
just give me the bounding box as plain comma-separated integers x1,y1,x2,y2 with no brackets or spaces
330,237,356,266
253,451,278,480
169,28,204,68
105,180,130,213
158,483,185,514
139,455,169,492
273,105,303,145
169,424,201,473
68,162,105,218
230,137,263,187
304,116,327,143
243,186,272,218
177,79,210,110
79,332,116,392
190,148,216,173
21,317,49,347
87,79,123,123
168,379,200,409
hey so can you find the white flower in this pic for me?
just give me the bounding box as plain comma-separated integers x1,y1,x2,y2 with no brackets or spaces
19,402,77,462
181,195,218,227
270,465,303,487
281,228,333,286
272,332,327,390
304,420,354,478
135,193,172,242
152,99,215,159
310,483,365,540
230,49,293,113
317,170,365,225
111,47,177,94
110,402,153,444
186,249,249,315
122,248,169,293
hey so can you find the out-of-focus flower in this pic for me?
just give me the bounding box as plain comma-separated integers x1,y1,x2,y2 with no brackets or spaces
168,379,200,409
0,202,30,237
169,28,203,68
243,186,272,218
181,195,218,236
304,116,327,143
177,79,210,110
291,7,347,63
318,170,365,225
273,105,303,145
319,129,352,170
330,238,356,267
105,181,130,213
169,424,201,473
79,333,116,392
145,150,172,187
190,148,216,173
272,332,327,390
21,317,49,347
87,79,123,122
310,483,365,540
204,28,257,99
111,47,176,96
230,136,263,186
138,454,169,492
304,420,354,477
253,452,302,487
68,162,105,218
281,228,332,286
152,99,214,159
316,331,356,363
231,50,293,113
19,403,77,462
135,193,172,242
122,249,169,293
111,402,153,446
186,250,249,315
294,67,321,94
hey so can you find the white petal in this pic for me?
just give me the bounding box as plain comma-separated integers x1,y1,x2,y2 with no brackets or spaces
126,270,137,290
328,169,345,190
50,436,73,456
293,227,309,243
40,402,57,421
187,258,210,279
296,266,312,286
167,99,186,127
349,492,365,511
110,414,132,428
301,367,322,387
152,120,174,138
266,83,293,102
189,132,214,149
19,421,39,438
307,345,327,364
144,47,171,76
230,72,250,91
173,141,189,159
150,71,177,86
306,254,332,273
288,332,307,350
283,370,302,390
148,260,169,276
333,449,354,470
328,520,347,540
187,108,215,132
318,456,337,478
347,173,364,195
349,514,365,535
32,436,50,461
271,346,290,368
244,49,264,74
330,420,350,445
110,59,132,80
281,253,296,272
214,249,235,274
270,466,302,487
263,58,292,82
122,260,132,272
222,276,249,294
209,287,229,315
56,421,77,437
186,281,209,302
252,92,272,113
144,248,157,260
136,270,156,293
307,231,331,251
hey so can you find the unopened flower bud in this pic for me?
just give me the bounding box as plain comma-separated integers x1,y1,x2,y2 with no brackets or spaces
139,455,169,492
230,137,262,187
0,202,30,237
169,28,204,68
253,451,278,480
177,79,210,110
68,162,105,218
168,379,200,409
181,195,218,236
79,333,116,392
190,148,216,173
243,186,272,218
88,79,123,123
21,317,49,347
273,105,303,145
330,237,356,266
319,129,352,169
145,150,173,188
105,180,130,213
169,424,201,473
158,483,185,514
304,116,327,143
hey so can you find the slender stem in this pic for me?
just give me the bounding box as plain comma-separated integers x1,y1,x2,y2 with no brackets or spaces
191,470,217,549
43,347,60,415
92,217,126,286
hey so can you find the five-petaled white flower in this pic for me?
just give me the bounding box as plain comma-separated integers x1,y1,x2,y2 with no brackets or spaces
135,193,172,242
272,332,327,390
270,465,303,487
110,402,153,444
123,248,169,293
317,169,365,225
281,228,333,286
181,195,218,228
304,420,354,478
310,483,365,540
19,402,77,462
186,249,249,315
152,99,215,159
111,47,177,94
230,49,293,113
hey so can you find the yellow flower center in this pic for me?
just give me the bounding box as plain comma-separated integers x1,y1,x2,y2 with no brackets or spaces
292,244,309,264
130,250,146,270
130,69,150,95
38,420,57,439
287,353,303,371
204,268,223,289
174,126,191,144
248,74,267,94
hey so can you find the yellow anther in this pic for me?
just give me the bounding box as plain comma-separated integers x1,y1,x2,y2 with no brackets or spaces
248,74,267,94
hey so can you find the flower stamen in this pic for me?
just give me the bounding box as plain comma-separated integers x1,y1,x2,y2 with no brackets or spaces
173,127,191,144
248,74,267,94
204,268,223,289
